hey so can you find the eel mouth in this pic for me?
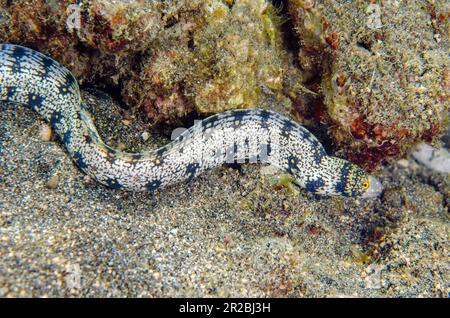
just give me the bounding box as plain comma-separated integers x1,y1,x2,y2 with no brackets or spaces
361,176,383,199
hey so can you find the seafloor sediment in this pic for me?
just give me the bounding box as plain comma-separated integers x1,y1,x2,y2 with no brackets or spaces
0,92,448,297
0,0,448,298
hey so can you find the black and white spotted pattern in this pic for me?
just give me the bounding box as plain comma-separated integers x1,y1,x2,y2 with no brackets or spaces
0,44,382,197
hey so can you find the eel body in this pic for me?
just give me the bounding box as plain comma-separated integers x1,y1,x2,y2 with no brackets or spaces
0,43,381,197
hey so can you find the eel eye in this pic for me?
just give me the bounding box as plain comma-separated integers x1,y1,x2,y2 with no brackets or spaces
362,180,370,189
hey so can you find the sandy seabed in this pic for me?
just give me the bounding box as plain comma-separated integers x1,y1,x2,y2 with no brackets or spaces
0,91,448,297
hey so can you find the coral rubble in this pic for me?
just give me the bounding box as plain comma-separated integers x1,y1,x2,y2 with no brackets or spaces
0,0,296,124
288,0,449,169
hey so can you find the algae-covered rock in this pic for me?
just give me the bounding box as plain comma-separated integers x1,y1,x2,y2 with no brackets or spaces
0,0,296,123
0,0,161,83
1,0,447,167
122,0,293,122
288,0,449,170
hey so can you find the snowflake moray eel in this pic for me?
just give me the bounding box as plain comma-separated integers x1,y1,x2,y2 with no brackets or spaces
0,44,382,197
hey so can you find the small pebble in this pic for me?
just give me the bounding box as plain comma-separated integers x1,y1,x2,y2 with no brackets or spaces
46,175,59,189
412,143,450,173
397,159,409,168
116,142,127,151
38,124,52,141
141,131,150,142
83,175,93,185
260,165,278,175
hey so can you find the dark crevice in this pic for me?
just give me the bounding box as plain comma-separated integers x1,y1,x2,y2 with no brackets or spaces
269,0,299,54
356,41,372,53
224,0,235,10
187,32,195,50
163,16,178,29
